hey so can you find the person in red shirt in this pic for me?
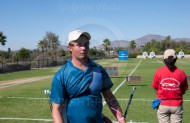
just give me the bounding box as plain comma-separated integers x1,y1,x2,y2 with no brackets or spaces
152,49,188,123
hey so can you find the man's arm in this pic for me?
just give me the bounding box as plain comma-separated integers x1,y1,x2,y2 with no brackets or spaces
52,103,64,123
102,89,126,123
154,89,158,95
182,75,188,95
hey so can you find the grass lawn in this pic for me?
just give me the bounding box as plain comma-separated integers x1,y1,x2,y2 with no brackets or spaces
0,58,190,123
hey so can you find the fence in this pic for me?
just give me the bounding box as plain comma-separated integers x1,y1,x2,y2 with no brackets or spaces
0,57,109,73
0,58,67,73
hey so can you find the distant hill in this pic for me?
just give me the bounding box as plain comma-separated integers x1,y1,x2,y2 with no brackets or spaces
110,40,130,47
134,34,165,47
96,34,166,49
106,34,190,48
173,38,190,42
95,40,130,50
60,34,190,50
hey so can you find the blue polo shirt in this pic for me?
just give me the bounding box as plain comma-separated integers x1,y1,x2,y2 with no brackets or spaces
50,59,113,123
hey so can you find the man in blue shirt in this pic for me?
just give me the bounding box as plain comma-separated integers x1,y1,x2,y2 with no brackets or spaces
50,30,126,123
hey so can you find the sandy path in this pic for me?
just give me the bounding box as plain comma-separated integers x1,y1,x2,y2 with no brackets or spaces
0,76,53,89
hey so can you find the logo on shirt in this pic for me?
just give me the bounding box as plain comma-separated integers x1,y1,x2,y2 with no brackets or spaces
160,78,180,91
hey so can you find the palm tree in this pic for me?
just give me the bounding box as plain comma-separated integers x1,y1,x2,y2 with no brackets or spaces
0,32,7,46
130,40,136,52
38,39,47,58
38,39,47,67
8,47,12,61
102,38,111,55
130,40,136,49
164,36,171,49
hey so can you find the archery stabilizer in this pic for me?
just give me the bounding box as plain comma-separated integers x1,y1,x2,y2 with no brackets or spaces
44,87,52,112
123,86,136,118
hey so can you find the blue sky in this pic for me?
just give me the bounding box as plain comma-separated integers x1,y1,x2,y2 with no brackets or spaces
0,0,190,51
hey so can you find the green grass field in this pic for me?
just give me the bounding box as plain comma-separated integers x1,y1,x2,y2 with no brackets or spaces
0,58,190,123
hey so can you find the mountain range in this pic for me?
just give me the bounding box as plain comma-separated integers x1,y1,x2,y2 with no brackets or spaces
95,34,190,49
60,34,190,50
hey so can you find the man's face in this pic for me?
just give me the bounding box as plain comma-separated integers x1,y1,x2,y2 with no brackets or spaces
68,35,89,60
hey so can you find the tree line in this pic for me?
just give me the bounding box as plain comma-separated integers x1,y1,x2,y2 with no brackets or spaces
1,31,190,62
0,31,107,62
142,36,190,54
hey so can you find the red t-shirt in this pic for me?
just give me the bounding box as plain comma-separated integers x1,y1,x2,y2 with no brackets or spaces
152,66,188,106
